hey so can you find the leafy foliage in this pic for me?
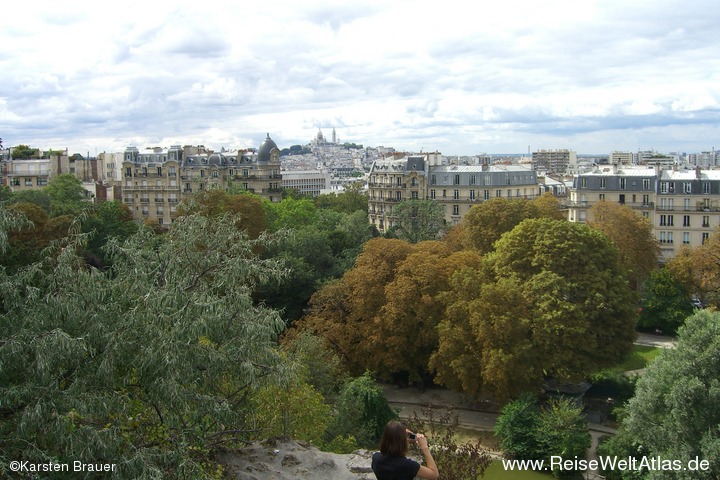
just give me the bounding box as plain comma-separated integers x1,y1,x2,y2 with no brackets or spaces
324,372,397,447
390,198,446,243
589,201,660,290
45,173,89,216
407,406,492,480
638,267,694,334
604,310,720,480
0,210,292,477
667,228,720,308
10,144,40,159
432,219,638,399
495,396,590,477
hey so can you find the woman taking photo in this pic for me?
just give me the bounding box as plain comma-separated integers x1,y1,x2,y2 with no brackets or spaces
371,421,439,480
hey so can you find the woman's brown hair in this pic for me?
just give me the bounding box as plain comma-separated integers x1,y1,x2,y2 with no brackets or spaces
379,421,408,457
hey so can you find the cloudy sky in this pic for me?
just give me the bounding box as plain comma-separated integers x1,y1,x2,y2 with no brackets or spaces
1,0,719,155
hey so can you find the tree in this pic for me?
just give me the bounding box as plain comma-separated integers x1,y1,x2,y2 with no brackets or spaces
0,211,292,477
602,310,720,480
324,372,397,447
460,197,550,254
432,219,638,399
390,198,445,244
638,268,694,334
8,189,52,213
667,228,720,308
250,382,330,446
282,331,348,399
45,173,87,216
10,144,39,159
176,189,266,239
494,394,542,460
495,395,590,475
82,201,138,267
264,196,318,231
314,181,368,214
293,238,415,374
588,201,660,290
529,192,566,221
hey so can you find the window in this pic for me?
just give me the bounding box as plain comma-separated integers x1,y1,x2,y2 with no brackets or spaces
452,205,459,215
683,215,691,227
580,177,587,188
200,170,205,177
169,167,176,176
453,189,459,200
431,175,436,185
683,232,690,244
496,190,502,197
469,175,476,185
454,174,460,185
396,191,401,201
157,167,162,176
430,189,436,199
442,190,447,198
411,191,418,199
212,171,218,178
703,232,710,243
619,178,626,190
660,215,674,226
600,178,606,189
684,198,691,210
703,182,711,194
703,216,710,227
661,182,669,194
643,178,650,190
411,178,417,187
470,190,476,200
25,178,32,186
643,195,650,205
599,193,605,201
684,182,692,194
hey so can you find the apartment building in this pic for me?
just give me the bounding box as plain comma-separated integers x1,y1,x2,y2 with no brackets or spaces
121,134,283,226
532,149,577,175
281,169,331,197
367,153,539,233
569,164,720,261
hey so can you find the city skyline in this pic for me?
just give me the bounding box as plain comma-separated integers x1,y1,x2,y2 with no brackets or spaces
1,0,719,156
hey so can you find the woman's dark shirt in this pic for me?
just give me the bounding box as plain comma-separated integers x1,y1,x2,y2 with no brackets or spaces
371,452,421,480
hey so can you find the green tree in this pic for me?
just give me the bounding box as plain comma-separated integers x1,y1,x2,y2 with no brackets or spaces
176,189,266,239
314,181,368,214
638,268,694,334
9,189,52,213
325,372,397,447
589,201,660,290
0,211,291,477
432,219,637,399
45,173,87,216
264,196,318,231
82,201,138,267
390,198,445,243
460,197,550,254
10,144,39,159
495,394,542,460
667,228,720,308
283,331,348,399
535,398,591,476
250,382,330,446
607,310,720,480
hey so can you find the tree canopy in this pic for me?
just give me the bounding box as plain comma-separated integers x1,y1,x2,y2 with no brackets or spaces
600,309,720,480
588,201,660,290
431,218,638,399
0,209,292,477
390,198,446,244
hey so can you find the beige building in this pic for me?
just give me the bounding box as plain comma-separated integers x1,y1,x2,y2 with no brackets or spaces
569,164,720,261
368,153,539,233
532,149,577,175
281,169,331,197
121,134,282,226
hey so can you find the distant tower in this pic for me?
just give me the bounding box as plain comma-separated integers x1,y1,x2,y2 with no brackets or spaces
332,128,337,144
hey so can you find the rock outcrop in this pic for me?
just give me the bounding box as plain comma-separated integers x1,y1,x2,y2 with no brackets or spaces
216,437,376,480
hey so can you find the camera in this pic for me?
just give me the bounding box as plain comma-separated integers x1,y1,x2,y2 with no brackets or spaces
407,433,416,440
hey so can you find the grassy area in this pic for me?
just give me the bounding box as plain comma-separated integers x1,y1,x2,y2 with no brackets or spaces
482,460,558,479
614,344,662,372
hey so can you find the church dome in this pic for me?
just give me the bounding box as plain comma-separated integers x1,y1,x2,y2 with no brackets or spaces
258,133,278,163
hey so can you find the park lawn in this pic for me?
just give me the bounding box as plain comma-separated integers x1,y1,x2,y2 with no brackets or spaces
615,344,662,371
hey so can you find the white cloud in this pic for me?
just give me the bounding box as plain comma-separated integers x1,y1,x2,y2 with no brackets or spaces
0,0,719,154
